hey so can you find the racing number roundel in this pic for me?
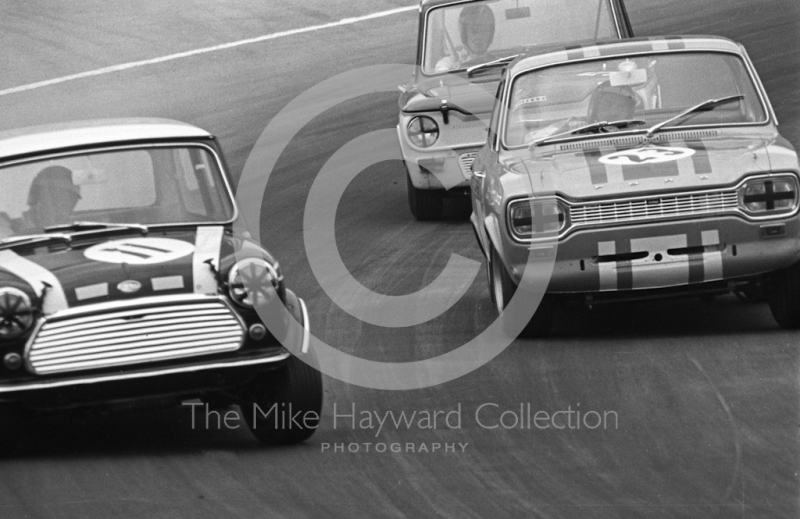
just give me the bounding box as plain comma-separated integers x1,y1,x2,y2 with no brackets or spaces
85,238,195,265
599,146,695,166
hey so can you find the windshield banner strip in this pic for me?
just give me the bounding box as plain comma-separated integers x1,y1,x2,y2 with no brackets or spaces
565,44,601,61
0,250,69,314
192,227,224,295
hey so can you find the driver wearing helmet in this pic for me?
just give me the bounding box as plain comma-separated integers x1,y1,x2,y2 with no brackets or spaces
587,82,638,124
17,165,81,232
523,82,639,143
435,4,496,72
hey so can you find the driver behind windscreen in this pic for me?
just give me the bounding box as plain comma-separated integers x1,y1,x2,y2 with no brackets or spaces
587,82,638,123
435,5,495,72
524,81,639,143
3,166,82,235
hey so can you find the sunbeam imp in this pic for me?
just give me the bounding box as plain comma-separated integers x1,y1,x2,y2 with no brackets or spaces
0,119,321,451
398,0,634,220
470,37,800,336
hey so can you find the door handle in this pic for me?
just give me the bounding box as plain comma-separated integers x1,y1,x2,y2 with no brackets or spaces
472,169,486,179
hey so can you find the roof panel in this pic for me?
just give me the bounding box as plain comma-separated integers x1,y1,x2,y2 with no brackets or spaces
0,118,212,161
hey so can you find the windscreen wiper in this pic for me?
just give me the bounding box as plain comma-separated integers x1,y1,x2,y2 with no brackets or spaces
530,119,646,147
44,221,149,234
645,94,744,138
467,54,521,77
0,234,72,251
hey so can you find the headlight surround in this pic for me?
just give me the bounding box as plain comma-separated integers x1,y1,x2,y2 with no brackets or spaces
0,287,34,340
507,198,568,241
227,258,282,308
407,116,439,148
739,175,799,216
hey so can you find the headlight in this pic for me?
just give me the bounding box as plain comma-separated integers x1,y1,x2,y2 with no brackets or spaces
0,288,34,339
228,258,282,308
407,116,439,148
507,198,567,240
739,176,799,216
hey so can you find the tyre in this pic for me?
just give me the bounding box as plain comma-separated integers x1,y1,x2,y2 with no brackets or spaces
489,245,554,338
241,349,323,445
407,173,444,221
767,263,800,328
0,404,25,456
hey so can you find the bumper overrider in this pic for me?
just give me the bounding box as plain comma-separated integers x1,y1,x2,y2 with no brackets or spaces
0,291,310,411
500,214,800,295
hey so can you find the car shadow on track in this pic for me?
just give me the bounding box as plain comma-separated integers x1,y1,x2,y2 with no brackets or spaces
3,405,314,459
548,294,782,339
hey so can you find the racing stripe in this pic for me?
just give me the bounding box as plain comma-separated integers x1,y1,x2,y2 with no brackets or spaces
620,150,681,181
663,36,687,50
192,226,224,295
686,228,705,284
616,238,633,291
582,45,601,58
0,250,69,314
598,241,617,291
702,230,723,281
648,38,671,52
599,41,656,56
690,140,713,175
565,44,585,61
585,150,608,184
629,235,688,289
673,140,697,177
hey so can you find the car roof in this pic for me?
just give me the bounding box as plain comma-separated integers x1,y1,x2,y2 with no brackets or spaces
420,0,624,11
420,0,466,9
0,118,213,162
509,36,744,76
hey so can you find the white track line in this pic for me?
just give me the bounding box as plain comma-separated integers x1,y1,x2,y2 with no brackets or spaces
0,5,417,97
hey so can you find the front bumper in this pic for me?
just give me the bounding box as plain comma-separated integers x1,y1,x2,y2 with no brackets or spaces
0,294,311,412
501,215,800,293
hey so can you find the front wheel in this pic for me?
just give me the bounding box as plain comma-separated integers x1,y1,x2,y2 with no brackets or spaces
0,404,25,456
489,245,554,338
767,263,800,328
407,173,444,221
240,350,323,445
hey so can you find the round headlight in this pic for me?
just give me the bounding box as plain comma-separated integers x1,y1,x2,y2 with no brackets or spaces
407,116,439,148
0,288,34,340
228,258,281,308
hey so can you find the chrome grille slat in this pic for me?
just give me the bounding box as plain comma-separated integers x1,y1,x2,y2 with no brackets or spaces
37,308,231,337
35,316,237,346
33,343,243,375
27,297,245,375
39,303,226,331
569,190,738,226
31,331,244,363
29,326,243,356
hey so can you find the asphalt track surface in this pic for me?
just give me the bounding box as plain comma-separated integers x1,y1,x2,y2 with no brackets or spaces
0,0,798,517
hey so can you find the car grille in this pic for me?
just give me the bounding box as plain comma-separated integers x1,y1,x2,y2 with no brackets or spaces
569,190,739,227
458,152,478,179
27,296,245,375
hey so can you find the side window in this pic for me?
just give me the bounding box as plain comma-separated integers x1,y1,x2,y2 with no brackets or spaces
488,78,506,149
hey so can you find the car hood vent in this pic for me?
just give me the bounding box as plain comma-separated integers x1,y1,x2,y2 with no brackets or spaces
557,130,720,153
